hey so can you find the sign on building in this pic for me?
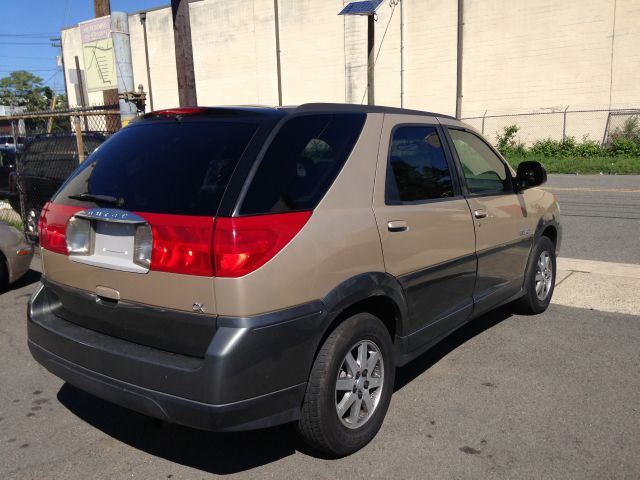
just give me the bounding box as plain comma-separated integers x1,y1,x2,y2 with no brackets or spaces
79,16,116,92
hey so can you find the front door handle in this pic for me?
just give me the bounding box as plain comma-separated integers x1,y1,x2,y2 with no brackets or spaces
473,209,488,219
388,220,408,233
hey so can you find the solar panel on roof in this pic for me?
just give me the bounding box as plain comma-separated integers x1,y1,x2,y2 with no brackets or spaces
338,0,383,16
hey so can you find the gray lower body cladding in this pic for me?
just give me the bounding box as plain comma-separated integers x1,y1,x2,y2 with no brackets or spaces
28,281,326,431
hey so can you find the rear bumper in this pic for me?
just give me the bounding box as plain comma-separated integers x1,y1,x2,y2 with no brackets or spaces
28,281,327,432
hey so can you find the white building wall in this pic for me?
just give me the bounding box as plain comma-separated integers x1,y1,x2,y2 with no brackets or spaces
141,7,179,110
60,0,640,129
403,0,458,116
189,0,279,106
277,0,346,105
610,0,640,109
461,0,618,116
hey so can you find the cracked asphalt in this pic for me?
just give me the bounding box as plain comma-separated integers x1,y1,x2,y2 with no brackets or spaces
1,174,639,479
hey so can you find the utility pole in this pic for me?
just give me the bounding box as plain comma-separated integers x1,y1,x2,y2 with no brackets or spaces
93,0,120,116
455,0,464,119
367,15,375,106
171,0,198,106
111,12,137,125
338,1,383,106
273,0,283,106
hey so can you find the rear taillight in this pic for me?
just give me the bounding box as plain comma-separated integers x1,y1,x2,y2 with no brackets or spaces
38,202,84,255
139,212,215,276
40,205,310,278
213,212,311,278
66,216,92,256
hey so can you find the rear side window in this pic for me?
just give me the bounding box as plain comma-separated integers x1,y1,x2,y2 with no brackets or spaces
239,113,366,215
56,121,258,216
386,126,454,203
448,129,512,195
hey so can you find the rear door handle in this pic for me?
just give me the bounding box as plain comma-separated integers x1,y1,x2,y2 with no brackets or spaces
473,209,488,219
388,220,408,232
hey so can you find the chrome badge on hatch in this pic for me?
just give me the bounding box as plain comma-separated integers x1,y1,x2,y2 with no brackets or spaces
75,208,146,224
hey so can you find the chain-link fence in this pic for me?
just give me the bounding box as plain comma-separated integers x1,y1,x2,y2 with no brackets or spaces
0,105,123,239
462,108,640,147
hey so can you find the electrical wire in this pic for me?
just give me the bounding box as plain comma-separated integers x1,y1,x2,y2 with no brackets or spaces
360,1,398,105
0,33,58,38
0,42,54,46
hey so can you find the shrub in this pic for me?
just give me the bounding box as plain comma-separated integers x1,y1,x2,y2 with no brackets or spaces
530,138,564,157
495,124,520,155
608,138,640,156
574,138,604,157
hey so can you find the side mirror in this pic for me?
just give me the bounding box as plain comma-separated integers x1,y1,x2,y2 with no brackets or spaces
516,161,547,190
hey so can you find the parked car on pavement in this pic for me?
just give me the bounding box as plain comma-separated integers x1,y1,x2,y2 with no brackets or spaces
28,104,560,455
0,135,16,150
7,133,105,239
0,147,16,191
0,221,33,289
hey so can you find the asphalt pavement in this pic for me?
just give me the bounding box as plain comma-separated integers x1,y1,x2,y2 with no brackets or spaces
1,174,639,479
544,174,640,264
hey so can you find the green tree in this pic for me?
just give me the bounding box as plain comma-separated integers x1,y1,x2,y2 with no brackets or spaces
0,70,50,111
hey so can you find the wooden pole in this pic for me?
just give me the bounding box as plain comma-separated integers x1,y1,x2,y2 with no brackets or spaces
367,15,375,106
73,116,86,164
46,95,58,133
171,0,198,106
455,0,464,118
273,0,283,106
74,56,90,130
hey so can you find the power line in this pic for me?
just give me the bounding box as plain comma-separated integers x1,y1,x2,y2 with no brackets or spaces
0,69,60,73
360,2,398,105
43,71,61,85
1,65,58,68
0,55,56,59
0,33,58,38
0,42,55,46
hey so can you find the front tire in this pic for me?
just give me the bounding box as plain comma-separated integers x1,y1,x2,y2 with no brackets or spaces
297,313,395,456
515,236,556,314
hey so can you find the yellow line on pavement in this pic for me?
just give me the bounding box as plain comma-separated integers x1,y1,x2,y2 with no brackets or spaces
543,186,640,193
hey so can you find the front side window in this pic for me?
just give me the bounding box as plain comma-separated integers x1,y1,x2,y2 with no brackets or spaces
386,126,454,203
448,129,512,195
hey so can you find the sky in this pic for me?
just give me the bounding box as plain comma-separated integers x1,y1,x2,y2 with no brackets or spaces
0,0,165,94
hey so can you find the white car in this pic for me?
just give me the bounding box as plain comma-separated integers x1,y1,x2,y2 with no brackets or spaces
0,221,33,289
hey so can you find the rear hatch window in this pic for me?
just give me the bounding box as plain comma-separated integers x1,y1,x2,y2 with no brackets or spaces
55,120,259,216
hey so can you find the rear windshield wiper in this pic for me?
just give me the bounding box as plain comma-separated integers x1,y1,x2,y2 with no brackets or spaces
68,193,126,208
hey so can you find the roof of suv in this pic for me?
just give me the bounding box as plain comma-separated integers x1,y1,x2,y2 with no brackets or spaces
286,103,458,119
143,103,459,121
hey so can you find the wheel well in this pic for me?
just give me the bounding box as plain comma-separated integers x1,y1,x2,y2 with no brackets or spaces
338,296,399,339
541,225,557,246
306,295,400,380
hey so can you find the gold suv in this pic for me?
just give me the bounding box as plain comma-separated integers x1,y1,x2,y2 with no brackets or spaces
28,104,560,455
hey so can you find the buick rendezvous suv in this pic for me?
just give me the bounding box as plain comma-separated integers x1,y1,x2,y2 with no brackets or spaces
28,104,560,455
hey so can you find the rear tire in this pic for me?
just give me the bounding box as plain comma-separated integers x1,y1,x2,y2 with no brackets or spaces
8,196,21,216
515,236,556,314
297,313,395,456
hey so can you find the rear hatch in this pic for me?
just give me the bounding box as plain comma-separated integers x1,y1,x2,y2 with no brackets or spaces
38,110,274,357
